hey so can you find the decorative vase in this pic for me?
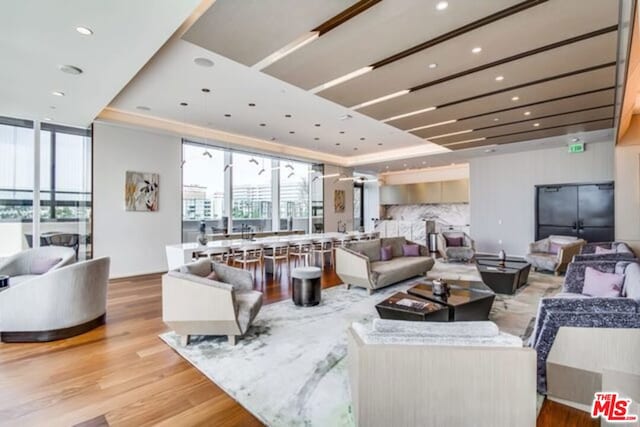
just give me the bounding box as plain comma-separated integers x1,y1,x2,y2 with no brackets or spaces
197,220,208,246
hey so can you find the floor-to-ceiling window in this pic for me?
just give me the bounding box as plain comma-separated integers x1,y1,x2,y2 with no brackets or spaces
181,140,322,241
232,152,273,232
0,117,92,259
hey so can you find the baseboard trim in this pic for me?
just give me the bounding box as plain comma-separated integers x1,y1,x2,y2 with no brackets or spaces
0,313,106,343
109,271,166,283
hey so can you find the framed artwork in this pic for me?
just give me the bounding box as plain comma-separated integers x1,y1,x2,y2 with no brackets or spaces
125,171,159,211
334,189,345,213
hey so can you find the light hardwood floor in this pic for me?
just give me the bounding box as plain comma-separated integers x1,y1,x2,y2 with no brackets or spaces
0,265,593,426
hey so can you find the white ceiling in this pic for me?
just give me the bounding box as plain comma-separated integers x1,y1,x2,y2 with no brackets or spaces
108,38,447,158
0,0,200,127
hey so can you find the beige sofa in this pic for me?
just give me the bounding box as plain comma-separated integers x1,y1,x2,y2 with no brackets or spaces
0,257,110,342
348,319,537,427
162,259,263,346
335,237,434,294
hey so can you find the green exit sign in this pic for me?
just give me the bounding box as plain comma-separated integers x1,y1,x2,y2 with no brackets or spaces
568,142,584,153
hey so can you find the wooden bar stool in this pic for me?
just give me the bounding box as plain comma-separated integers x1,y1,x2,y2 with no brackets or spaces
290,240,313,267
263,242,290,277
232,244,264,281
312,238,334,269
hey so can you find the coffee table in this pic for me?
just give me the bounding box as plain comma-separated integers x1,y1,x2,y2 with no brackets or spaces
475,255,531,295
376,292,449,322
407,279,495,321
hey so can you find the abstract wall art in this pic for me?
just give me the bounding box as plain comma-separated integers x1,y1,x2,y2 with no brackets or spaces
125,171,159,212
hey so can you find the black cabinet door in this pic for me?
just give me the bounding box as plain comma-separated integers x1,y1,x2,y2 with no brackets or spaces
578,183,614,242
536,185,578,239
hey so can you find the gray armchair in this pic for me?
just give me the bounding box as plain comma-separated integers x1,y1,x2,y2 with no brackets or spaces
437,231,475,262
0,257,110,342
525,235,585,275
0,246,76,285
530,260,640,393
163,259,263,345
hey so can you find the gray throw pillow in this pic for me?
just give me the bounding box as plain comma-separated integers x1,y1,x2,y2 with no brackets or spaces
179,258,212,277
31,257,62,274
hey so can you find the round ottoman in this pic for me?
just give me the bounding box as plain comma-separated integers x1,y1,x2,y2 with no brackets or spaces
291,266,322,306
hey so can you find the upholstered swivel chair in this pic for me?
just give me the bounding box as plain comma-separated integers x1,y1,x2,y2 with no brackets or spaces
0,246,76,285
0,257,110,342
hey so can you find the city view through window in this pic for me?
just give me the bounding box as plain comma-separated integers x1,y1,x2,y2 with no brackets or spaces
181,141,323,242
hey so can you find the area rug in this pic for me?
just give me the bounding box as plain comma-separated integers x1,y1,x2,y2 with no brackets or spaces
159,261,563,426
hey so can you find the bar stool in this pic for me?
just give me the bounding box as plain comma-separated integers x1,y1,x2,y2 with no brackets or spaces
290,240,313,267
232,243,264,280
312,238,334,269
263,241,290,277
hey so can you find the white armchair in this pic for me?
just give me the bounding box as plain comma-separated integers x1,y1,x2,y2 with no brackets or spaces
0,246,76,285
162,259,263,345
0,257,110,342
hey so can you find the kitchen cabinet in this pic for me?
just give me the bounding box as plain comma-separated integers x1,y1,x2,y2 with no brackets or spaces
441,179,469,203
380,179,468,205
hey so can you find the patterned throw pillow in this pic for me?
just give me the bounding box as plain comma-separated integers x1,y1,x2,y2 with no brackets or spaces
595,246,615,255
206,270,220,282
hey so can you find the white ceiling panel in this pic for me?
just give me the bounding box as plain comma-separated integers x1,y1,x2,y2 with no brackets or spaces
0,0,200,127
320,0,618,106
183,0,357,66
263,0,518,89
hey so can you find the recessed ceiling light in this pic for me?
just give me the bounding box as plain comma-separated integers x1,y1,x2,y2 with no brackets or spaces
136,105,151,111
360,137,366,140
428,63,438,69
436,1,449,10
201,88,210,93
49,106,56,110
180,102,188,106
75,26,93,36
224,114,231,117
43,117,52,121
472,47,482,54
495,75,504,81
270,137,276,141
385,166,389,169
511,96,520,101
248,103,256,107
493,118,499,121
571,137,580,142
378,143,383,146
314,137,320,140
285,114,292,118
52,91,65,97
524,111,531,116
194,57,214,67
259,123,266,126
533,123,540,127
485,148,496,153
58,64,83,75
315,123,321,127
289,131,295,134
339,131,345,134
354,147,358,151
336,143,341,146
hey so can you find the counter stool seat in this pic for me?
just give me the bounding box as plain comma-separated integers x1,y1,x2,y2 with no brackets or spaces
291,266,322,306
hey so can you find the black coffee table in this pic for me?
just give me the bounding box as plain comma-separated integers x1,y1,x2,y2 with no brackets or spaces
407,280,495,321
474,255,531,295
376,292,450,322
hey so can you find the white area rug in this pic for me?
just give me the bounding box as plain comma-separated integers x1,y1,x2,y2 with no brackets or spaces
160,261,562,426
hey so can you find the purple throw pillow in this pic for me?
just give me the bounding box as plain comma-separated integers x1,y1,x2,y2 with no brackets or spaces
206,270,220,281
582,266,623,297
402,244,420,257
548,242,563,254
31,257,62,274
445,236,464,247
380,245,393,261
595,246,615,255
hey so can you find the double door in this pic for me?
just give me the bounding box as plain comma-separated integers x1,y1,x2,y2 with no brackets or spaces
536,182,614,242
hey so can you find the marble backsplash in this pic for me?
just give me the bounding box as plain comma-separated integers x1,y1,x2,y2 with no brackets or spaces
384,203,470,227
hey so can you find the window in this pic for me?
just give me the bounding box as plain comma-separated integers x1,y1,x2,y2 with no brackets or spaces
181,143,226,242
232,152,272,232
279,160,310,232
0,117,92,259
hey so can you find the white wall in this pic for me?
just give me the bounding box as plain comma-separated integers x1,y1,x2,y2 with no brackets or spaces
323,164,354,232
93,122,181,278
616,116,640,253
469,141,614,256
